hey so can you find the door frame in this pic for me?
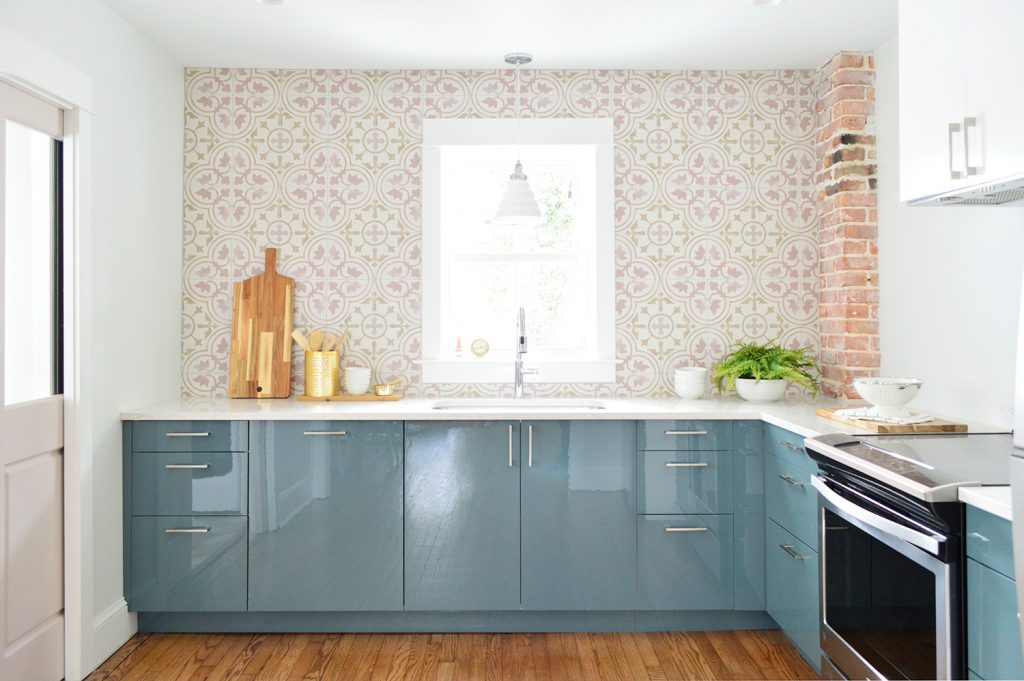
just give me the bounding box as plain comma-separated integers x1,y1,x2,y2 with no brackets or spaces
0,26,94,681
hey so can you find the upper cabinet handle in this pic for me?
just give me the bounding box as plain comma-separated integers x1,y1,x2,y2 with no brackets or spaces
164,464,210,470
664,430,708,436
948,121,965,180
964,116,981,176
165,432,209,438
303,431,348,436
528,425,533,468
508,424,514,468
665,462,709,469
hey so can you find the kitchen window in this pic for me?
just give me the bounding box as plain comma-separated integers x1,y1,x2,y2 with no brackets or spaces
421,118,615,383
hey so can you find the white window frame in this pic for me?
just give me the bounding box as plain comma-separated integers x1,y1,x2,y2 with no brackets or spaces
422,118,615,384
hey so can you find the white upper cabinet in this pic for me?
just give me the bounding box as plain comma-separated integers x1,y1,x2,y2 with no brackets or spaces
900,0,1024,203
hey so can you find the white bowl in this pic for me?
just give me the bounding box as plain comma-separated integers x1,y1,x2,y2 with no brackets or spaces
674,367,707,399
343,366,372,395
734,378,787,402
853,377,923,417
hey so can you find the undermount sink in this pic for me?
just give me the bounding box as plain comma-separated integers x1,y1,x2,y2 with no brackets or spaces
430,398,607,410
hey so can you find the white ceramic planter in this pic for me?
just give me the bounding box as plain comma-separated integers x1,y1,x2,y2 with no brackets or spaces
734,378,787,402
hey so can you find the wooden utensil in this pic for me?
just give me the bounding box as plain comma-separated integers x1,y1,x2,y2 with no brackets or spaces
229,248,294,398
308,330,324,352
291,330,310,351
322,333,337,352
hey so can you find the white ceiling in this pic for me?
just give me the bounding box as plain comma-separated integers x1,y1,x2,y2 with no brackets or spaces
100,0,897,70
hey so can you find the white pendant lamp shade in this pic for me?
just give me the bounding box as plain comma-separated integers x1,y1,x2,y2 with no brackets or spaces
495,161,541,224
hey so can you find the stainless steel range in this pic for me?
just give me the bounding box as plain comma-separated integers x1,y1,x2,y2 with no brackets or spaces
805,431,1014,681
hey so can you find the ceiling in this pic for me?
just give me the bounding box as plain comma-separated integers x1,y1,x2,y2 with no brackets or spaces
100,0,897,70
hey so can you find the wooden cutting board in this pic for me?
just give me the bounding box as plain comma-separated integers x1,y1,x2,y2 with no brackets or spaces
229,248,294,398
817,408,968,433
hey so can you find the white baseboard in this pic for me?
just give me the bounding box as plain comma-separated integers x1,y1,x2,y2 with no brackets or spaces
90,598,137,671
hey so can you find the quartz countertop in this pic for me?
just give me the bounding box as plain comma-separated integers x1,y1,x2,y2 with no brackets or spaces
960,486,1013,521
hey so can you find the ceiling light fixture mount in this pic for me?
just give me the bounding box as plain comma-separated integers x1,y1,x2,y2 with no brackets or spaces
494,52,541,226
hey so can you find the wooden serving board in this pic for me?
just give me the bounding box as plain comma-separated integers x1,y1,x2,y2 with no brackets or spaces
229,248,294,398
817,408,967,433
297,393,403,402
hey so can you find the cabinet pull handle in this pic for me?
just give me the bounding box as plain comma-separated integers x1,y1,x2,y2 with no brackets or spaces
665,526,709,533
164,464,210,470
303,431,348,436
778,474,805,488
968,531,990,544
664,430,708,436
963,116,981,176
948,121,965,180
665,462,708,468
165,432,209,438
508,424,514,467
778,440,802,451
528,425,533,468
165,527,210,534
779,543,809,560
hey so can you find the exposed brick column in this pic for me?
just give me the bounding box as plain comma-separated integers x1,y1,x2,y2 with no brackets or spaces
814,52,880,399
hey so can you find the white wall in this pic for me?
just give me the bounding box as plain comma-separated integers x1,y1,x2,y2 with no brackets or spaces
876,37,1024,428
0,0,183,675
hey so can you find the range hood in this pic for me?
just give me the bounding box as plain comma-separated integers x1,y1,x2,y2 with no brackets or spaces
910,173,1024,206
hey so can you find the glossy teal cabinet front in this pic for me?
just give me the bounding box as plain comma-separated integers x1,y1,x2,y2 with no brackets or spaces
132,420,247,453
638,450,733,514
521,421,636,610
405,421,521,611
766,519,820,671
732,420,765,611
638,420,732,451
765,453,819,550
967,506,1015,578
130,515,247,612
247,421,403,611
968,558,1024,680
764,423,814,472
132,451,246,516
637,515,734,610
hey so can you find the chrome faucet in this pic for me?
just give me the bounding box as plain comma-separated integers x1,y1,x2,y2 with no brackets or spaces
514,306,538,398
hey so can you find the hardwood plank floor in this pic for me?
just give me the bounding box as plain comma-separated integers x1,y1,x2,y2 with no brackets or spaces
87,630,818,681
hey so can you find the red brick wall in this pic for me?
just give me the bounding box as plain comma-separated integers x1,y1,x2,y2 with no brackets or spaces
814,52,879,399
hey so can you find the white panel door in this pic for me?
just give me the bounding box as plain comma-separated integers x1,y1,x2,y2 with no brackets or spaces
0,80,65,681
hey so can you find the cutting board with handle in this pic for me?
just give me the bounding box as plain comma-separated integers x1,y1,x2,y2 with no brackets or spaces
229,248,294,398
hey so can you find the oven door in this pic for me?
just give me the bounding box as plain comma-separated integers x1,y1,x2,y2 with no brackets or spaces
812,475,960,680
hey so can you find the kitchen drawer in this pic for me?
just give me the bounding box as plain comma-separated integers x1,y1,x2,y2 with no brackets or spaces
130,515,247,612
638,450,733,514
766,519,820,672
764,423,815,473
637,515,734,610
966,506,1014,578
967,558,1024,681
131,451,246,516
765,453,819,550
132,420,247,453
638,420,732,451
254,419,403,456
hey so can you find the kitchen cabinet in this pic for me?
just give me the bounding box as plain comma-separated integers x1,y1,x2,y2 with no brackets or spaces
766,519,820,672
638,515,734,610
638,450,733,514
405,421,521,611
247,421,404,611
521,421,636,610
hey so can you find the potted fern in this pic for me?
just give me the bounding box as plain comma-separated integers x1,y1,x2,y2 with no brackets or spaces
712,342,820,401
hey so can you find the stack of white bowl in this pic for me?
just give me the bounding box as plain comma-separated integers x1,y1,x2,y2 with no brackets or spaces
674,367,708,399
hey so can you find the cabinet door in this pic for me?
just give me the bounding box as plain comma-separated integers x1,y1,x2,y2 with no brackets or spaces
967,558,1024,681
766,519,820,672
521,421,636,610
405,421,520,611
899,0,968,202
248,421,404,611
637,515,734,610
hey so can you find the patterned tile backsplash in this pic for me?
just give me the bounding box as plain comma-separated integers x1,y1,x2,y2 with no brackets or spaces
182,68,818,398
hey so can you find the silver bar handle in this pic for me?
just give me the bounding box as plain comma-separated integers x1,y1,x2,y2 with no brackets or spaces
948,121,965,180
528,425,533,468
778,474,804,488
508,424,514,467
303,431,348,436
964,116,981,176
779,543,809,560
165,432,209,438
664,430,708,436
665,462,709,469
778,440,802,451
165,527,210,534
665,526,709,533
164,464,210,470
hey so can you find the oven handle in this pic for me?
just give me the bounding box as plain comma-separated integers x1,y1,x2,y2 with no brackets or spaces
811,475,944,556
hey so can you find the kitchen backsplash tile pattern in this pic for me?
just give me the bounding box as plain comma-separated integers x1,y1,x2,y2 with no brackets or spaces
182,68,818,397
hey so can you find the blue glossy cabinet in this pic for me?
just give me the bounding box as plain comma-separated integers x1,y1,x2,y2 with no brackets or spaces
766,519,819,670
638,515,734,610
248,421,404,611
405,421,521,611
132,420,248,453
639,450,733,514
132,451,246,516
521,421,636,610
732,421,765,611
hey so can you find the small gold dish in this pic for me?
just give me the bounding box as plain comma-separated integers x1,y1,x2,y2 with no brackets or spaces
374,380,403,397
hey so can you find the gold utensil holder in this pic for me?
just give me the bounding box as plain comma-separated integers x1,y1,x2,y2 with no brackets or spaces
304,351,340,397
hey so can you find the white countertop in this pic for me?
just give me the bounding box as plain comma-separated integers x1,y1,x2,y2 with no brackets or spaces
960,486,1013,521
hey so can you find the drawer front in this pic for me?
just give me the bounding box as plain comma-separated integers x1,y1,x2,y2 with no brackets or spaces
764,423,816,473
765,454,819,550
130,516,247,612
766,519,820,671
638,515,734,610
967,506,1014,578
967,558,1024,681
132,421,247,453
257,419,403,455
639,450,733,514
638,421,732,451
132,452,246,516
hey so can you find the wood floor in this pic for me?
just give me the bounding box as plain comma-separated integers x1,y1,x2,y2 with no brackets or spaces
86,630,818,680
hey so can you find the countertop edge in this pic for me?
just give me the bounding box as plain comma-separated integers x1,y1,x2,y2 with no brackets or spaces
959,486,1013,521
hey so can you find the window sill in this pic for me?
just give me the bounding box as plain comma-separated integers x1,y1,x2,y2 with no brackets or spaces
419,359,618,384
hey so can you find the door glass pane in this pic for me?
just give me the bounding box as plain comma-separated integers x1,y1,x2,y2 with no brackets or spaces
5,120,57,405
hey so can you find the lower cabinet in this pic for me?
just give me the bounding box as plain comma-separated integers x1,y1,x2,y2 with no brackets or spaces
766,519,820,669
638,515,734,610
247,421,404,611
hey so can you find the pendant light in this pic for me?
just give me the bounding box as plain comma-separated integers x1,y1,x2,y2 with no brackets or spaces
494,52,542,225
